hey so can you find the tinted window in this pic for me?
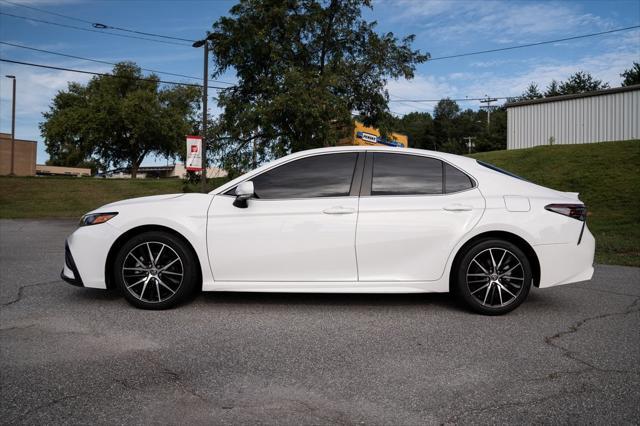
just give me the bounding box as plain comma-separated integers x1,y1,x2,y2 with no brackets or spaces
250,153,357,199
371,153,442,195
445,163,473,193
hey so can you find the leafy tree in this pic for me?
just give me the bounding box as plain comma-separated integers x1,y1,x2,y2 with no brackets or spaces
432,98,461,151
41,63,200,177
390,99,506,154
207,0,428,173
433,98,460,121
393,112,435,150
621,62,640,86
475,107,507,152
557,71,609,95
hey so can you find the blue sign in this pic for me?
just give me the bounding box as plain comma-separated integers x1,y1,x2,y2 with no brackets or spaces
356,131,404,147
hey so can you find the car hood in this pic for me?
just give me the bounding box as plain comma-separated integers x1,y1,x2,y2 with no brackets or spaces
98,193,185,210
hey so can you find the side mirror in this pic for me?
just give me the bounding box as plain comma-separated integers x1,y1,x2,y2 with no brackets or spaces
233,181,254,208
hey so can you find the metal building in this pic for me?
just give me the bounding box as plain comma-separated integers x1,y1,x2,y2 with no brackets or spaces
506,85,640,150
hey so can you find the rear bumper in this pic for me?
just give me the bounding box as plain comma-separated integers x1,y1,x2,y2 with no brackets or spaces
534,225,595,288
61,241,84,287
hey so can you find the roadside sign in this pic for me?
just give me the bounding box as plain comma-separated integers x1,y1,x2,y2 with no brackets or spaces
186,136,202,171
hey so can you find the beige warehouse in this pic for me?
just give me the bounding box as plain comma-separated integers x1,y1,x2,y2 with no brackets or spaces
506,85,640,150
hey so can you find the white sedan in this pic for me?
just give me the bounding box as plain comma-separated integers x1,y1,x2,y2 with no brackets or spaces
62,146,594,315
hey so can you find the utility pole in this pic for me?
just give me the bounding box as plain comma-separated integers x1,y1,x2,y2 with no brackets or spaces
463,136,476,154
192,33,216,193
479,95,497,128
5,75,16,175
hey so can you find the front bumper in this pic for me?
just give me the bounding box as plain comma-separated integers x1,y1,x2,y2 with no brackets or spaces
61,241,84,287
62,222,120,289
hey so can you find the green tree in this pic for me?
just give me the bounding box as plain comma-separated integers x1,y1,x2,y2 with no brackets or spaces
475,107,507,152
518,83,543,100
41,62,200,177
621,62,640,86
393,112,435,150
207,0,428,173
432,98,460,151
545,80,561,97
557,71,609,95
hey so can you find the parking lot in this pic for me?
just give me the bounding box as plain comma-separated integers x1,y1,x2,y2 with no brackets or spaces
1,219,638,424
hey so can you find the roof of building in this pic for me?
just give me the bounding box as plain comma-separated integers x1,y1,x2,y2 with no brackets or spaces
0,133,37,144
505,84,640,108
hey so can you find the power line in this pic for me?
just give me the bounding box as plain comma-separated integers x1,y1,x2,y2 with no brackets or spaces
0,41,234,85
389,96,510,102
0,11,190,46
0,0,195,42
429,25,640,61
0,58,227,92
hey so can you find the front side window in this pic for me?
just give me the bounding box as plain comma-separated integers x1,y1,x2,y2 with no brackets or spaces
371,153,443,196
250,152,358,199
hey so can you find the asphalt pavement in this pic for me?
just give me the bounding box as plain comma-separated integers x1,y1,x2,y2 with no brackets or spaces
1,219,638,425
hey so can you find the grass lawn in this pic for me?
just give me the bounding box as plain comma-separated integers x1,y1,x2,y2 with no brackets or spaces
471,140,640,267
0,177,227,220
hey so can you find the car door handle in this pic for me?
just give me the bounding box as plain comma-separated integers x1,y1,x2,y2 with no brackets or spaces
443,204,473,211
323,206,356,215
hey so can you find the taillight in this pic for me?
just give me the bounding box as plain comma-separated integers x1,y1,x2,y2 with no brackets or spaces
545,204,587,221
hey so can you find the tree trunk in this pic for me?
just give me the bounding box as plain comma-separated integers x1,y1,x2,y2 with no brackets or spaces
130,163,138,179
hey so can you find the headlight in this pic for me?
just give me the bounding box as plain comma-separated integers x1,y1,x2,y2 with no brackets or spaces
79,212,118,227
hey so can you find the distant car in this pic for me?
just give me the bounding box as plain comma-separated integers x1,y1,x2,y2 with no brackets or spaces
61,146,594,315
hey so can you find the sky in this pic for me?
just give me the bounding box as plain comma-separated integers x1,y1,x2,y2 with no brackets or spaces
0,0,639,165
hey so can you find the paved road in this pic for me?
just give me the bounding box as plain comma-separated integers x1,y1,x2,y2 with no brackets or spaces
1,219,638,425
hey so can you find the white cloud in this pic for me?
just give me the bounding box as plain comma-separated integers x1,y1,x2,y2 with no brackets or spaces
386,46,639,116
386,73,458,115
393,0,613,43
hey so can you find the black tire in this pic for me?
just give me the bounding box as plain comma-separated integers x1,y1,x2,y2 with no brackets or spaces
113,231,198,309
454,239,532,315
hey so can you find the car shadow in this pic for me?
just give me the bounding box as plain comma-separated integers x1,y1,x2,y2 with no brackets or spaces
68,285,562,315
196,290,466,311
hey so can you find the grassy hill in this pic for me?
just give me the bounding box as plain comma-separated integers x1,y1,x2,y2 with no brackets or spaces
471,140,639,267
0,177,227,220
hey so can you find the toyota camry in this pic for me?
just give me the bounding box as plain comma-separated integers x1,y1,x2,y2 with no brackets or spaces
61,146,594,315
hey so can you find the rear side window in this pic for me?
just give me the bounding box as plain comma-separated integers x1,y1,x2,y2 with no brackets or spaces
372,153,443,195
250,152,358,199
445,163,474,193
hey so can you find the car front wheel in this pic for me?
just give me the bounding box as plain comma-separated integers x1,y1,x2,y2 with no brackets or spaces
114,231,197,309
455,239,533,315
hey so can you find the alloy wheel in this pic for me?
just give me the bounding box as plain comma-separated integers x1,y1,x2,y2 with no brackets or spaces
121,241,184,303
465,248,525,308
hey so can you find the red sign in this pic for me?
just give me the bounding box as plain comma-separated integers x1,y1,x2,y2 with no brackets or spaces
186,136,202,171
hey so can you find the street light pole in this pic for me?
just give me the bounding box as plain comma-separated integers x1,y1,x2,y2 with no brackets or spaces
193,33,216,193
201,44,209,193
5,75,16,175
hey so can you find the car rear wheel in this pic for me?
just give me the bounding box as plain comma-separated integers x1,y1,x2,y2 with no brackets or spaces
455,239,532,315
114,231,197,309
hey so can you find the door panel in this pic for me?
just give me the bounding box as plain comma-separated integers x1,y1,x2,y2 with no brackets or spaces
356,189,485,282
208,196,359,282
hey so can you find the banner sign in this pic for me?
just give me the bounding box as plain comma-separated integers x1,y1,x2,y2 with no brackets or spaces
186,136,203,171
